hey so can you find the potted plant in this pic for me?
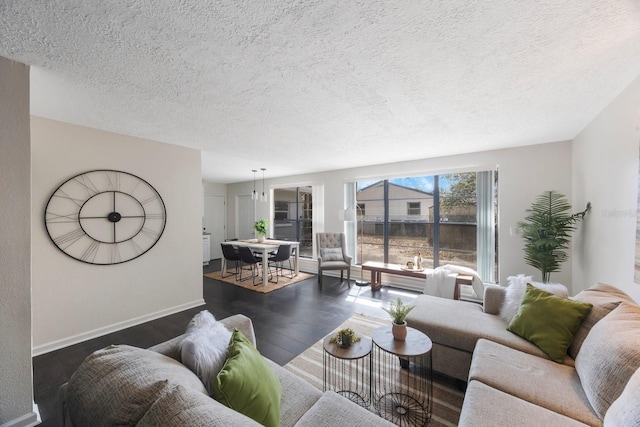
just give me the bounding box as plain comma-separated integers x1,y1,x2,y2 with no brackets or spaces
329,328,361,348
253,219,268,242
383,297,415,341
518,190,591,283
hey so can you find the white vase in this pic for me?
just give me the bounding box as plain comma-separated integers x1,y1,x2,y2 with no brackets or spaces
392,321,407,341
257,234,265,243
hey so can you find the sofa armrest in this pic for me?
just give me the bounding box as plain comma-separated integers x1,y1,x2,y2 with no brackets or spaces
483,285,506,315
219,313,256,346
149,313,256,361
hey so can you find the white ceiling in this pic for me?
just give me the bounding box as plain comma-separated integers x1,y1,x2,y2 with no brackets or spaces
1,1,639,183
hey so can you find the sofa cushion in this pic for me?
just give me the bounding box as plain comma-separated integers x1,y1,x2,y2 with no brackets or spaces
66,345,207,426
568,283,633,359
214,329,282,427
294,391,395,427
266,358,323,427
507,284,592,363
407,294,550,358
137,383,262,426
576,302,640,419
604,367,640,427
459,380,590,427
468,339,601,426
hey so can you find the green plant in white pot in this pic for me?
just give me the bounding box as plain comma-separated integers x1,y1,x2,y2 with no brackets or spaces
383,297,415,341
254,219,268,242
518,190,591,283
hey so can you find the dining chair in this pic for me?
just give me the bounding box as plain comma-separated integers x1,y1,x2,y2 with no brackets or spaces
268,244,293,283
316,232,352,290
238,246,270,286
220,243,241,278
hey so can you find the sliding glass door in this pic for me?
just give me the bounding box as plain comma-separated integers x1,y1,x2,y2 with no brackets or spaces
273,186,313,258
354,171,497,282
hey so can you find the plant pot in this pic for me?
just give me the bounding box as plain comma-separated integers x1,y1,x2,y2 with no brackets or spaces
392,321,407,341
257,234,265,243
338,331,352,348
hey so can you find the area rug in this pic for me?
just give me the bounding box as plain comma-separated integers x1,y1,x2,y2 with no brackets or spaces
204,270,315,293
284,313,464,426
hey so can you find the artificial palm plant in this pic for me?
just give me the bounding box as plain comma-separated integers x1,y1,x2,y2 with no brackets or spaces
518,191,591,283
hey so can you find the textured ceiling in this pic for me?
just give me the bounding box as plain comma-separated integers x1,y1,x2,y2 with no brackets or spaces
1,1,639,183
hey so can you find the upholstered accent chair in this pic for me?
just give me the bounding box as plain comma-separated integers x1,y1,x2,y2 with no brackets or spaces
316,232,352,289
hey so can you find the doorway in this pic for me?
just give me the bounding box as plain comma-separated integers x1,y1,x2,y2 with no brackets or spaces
203,195,225,260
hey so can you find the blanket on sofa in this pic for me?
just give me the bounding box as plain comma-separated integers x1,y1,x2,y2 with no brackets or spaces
425,264,484,300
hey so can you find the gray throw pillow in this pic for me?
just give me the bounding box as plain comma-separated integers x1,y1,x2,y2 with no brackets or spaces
66,345,207,426
575,302,640,418
321,247,344,261
568,283,632,359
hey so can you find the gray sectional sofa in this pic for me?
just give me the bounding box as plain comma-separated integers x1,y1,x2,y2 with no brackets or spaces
406,282,640,426
57,314,394,427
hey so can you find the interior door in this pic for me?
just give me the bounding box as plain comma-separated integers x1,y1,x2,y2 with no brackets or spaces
237,195,255,240
204,195,225,260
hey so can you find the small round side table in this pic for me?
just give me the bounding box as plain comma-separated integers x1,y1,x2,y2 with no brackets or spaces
323,333,372,407
372,326,433,426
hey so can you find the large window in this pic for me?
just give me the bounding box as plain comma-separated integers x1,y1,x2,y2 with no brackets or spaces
352,171,498,282
273,186,313,258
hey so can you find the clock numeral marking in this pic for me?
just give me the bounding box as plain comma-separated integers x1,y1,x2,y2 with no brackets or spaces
111,244,121,264
80,240,100,263
53,228,85,248
129,238,143,255
53,190,85,208
145,213,165,220
140,227,160,239
105,171,121,191
46,211,78,223
73,174,100,199
140,194,159,205
128,180,142,197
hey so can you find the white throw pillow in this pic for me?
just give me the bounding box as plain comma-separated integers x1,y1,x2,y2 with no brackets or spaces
499,274,569,323
179,310,232,394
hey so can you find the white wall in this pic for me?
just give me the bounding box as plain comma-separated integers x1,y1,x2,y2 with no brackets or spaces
0,57,38,426
226,141,574,288
31,118,205,354
572,75,640,301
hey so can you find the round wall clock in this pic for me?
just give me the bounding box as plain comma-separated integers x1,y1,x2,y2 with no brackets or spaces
44,170,166,265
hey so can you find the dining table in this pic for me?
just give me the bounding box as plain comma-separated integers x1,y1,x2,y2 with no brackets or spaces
221,239,300,285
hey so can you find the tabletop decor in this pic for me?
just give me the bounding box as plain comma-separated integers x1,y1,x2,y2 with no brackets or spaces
329,328,361,348
284,313,463,425
253,219,268,242
383,297,415,341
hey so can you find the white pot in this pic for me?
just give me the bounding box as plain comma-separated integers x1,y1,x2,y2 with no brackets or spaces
392,321,407,341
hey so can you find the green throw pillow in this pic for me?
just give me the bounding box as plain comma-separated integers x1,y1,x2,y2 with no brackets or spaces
213,329,281,427
508,284,593,363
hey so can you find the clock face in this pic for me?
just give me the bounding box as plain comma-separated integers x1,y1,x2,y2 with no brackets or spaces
44,170,166,265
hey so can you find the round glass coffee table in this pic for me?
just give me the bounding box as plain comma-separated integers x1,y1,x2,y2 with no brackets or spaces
323,333,372,407
371,325,432,426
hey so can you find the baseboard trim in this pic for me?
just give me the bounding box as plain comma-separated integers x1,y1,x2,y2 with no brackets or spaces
32,299,205,356
1,405,40,427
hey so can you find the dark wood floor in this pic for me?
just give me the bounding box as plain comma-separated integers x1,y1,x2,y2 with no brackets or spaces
33,259,418,426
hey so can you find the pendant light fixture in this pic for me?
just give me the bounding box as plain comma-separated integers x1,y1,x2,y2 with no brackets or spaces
260,168,267,202
251,169,258,200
